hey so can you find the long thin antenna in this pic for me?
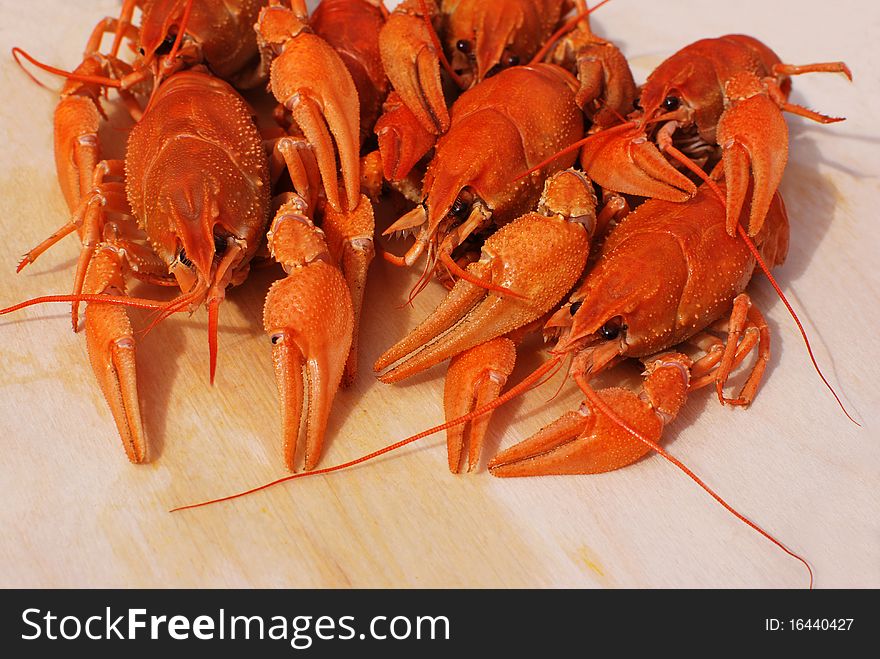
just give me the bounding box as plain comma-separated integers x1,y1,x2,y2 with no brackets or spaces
170,354,564,512
575,374,813,588
11,47,122,88
661,144,859,426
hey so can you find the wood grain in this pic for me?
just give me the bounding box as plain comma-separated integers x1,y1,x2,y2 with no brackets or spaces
0,0,877,588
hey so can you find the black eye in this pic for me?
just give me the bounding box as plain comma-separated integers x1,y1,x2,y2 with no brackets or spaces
155,33,177,56
569,300,582,316
456,39,472,53
178,248,193,268
632,98,642,110
270,334,282,345
505,54,520,67
599,317,626,340
214,234,228,256
662,95,680,111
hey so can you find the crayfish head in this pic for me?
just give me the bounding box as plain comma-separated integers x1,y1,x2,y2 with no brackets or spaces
547,294,629,369
138,0,203,81
430,188,492,256
544,293,630,383
166,228,246,385
446,0,543,85
140,0,186,59
638,52,721,143
157,175,240,288
418,144,497,266
419,109,537,254
151,178,250,383
548,225,688,361
381,184,491,292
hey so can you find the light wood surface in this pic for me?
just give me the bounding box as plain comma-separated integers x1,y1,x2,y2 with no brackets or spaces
0,0,877,588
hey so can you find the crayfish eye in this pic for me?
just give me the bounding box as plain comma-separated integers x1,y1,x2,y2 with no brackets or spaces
214,233,229,256
449,195,470,220
155,33,177,56
599,316,626,340
569,300,583,316
662,95,681,111
456,39,472,54
270,333,283,346
632,98,642,110
505,54,520,67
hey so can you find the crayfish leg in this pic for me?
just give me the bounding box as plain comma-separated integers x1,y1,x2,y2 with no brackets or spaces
688,293,771,407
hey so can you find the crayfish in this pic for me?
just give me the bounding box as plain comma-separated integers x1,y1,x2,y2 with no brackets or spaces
2,1,862,590
5,0,378,471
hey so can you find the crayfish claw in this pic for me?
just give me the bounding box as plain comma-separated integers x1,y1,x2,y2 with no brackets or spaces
83,248,146,463
323,194,376,385
264,262,354,471
264,199,354,470
378,0,450,135
489,388,661,477
258,5,362,213
580,124,697,203
489,354,693,477
375,91,438,181
444,338,516,473
376,189,593,383
717,90,788,237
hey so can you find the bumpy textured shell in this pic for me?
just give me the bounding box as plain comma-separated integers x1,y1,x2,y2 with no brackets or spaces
569,184,789,357
423,63,583,230
140,0,266,82
311,0,388,142
125,71,269,277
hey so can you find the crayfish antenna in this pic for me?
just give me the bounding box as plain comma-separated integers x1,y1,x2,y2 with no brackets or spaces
736,225,860,427
514,135,594,183
529,0,613,65
11,47,122,89
139,287,201,337
0,293,173,317
661,145,860,427
169,354,565,512
573,374,814,589
438,251,526,300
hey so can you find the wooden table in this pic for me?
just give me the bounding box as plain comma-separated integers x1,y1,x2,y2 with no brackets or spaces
0,0,877,588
